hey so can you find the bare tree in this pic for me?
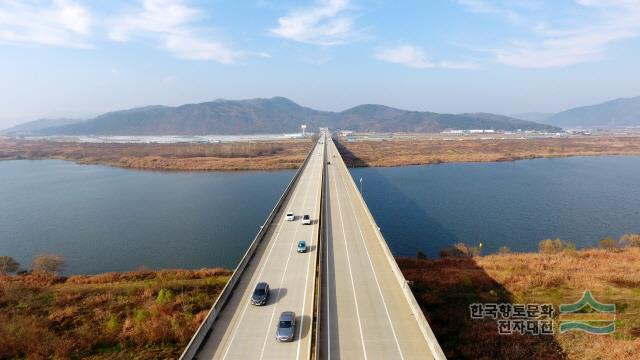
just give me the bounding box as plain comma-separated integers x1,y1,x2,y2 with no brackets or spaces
32,254,66,275
0,256,19,275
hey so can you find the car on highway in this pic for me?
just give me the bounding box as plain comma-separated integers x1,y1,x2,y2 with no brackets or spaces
276,311,296,342
297,240,307,253
285,212,295,221
250,282,270,306
302,214,311,225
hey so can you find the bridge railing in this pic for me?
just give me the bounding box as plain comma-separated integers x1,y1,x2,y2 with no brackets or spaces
312,134,327,360
179,140,318,360
333,138,447,360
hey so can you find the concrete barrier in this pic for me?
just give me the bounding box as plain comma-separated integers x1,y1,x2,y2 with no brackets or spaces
312,134,327,360
180,141,318,360
334,139,447,360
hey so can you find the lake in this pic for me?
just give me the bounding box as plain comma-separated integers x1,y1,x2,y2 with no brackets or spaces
350,156,640,258
1,156,639,274
0,160,294,274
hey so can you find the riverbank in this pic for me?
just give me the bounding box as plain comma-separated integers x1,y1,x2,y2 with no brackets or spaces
3,246,638,358
0,268,231,359
399,246,640,359
335,136,640,167
0,138,312,171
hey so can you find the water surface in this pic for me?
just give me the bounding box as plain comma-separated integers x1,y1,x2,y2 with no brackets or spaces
2,156,639,274
350,156,640,257
0,160,293,274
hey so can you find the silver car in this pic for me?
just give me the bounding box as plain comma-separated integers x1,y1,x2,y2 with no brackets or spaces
276,311,296,342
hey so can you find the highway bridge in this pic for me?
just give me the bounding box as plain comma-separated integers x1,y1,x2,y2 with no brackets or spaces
181,129,445,360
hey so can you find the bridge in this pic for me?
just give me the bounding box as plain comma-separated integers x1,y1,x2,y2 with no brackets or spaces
181,129,445,360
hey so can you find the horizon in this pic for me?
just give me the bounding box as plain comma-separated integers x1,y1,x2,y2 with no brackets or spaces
5,93,640,131
2,0,640,127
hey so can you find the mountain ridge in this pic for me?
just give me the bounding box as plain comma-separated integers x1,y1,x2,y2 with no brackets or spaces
4,97,559,135
544,96,640,128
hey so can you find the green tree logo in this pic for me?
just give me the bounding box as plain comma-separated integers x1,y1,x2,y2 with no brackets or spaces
559,291,615,334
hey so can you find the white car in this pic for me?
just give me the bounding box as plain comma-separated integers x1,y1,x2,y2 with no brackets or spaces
285,212,295,221
302,214,311,225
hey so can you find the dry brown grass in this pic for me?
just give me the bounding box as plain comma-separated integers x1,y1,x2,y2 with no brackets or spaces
336,136,640,167
0,138,313,171
398,247,640,359
0,268,231,359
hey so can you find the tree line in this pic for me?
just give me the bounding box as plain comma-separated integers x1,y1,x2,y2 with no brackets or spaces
0,254,65,276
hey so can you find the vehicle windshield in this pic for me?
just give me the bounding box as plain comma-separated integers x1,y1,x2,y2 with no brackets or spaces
279,320,292,328
254,289,265,296
298,242,305,246
303,215,309,219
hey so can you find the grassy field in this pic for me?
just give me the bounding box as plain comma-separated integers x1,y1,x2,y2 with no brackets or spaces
0,268,230,359
335,136,640,167
399,246,640,359
3,245,639,359
0,138,313,171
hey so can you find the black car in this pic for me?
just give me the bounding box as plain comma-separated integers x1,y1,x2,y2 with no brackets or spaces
251,282,270,306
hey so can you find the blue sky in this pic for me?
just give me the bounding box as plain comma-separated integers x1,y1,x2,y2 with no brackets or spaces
1,0,640,127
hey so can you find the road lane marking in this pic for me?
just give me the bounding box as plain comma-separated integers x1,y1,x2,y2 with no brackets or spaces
258,144,320,359
331,148,368,360
335,150,405,360
221,144,317,360
325,146,332,360
296,141,324,359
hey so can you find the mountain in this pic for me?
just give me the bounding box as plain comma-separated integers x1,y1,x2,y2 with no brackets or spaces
510,112,553,123
2,118,83,134
545,96,640,128
24,97,559,135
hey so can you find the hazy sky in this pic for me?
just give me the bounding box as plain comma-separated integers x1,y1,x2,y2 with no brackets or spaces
2,0,640,128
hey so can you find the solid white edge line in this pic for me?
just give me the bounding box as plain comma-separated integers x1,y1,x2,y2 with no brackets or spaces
221,143,317,360
335,146,405,360
257,142,320,359
331,146,368,360
296,141,323,359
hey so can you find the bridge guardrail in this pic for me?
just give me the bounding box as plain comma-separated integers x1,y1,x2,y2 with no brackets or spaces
180,140,318,360
333,138,447,360
312,134,327,360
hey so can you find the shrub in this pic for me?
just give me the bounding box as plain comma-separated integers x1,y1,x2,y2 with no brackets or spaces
156,289,174,305
538,238,565,254
32,254,65,275
564,241,577,256
620,233,640,247
0,256,19,275
106,316,120,333
440,243,483,258
133,309,150,324
498,246,511,255
469,246,482,257
599,237,617,250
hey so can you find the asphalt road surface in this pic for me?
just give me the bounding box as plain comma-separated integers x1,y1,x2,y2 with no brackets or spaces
196,136,325,360
320,139,436,360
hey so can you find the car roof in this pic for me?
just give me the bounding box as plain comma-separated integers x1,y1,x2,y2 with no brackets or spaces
255,282,268,289
298,240,306,244
279,311,295,321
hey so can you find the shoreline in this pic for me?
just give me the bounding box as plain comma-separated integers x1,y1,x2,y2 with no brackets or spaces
334,135,640,168
2,245,638,359
0,138,313,171
3,135,640,171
